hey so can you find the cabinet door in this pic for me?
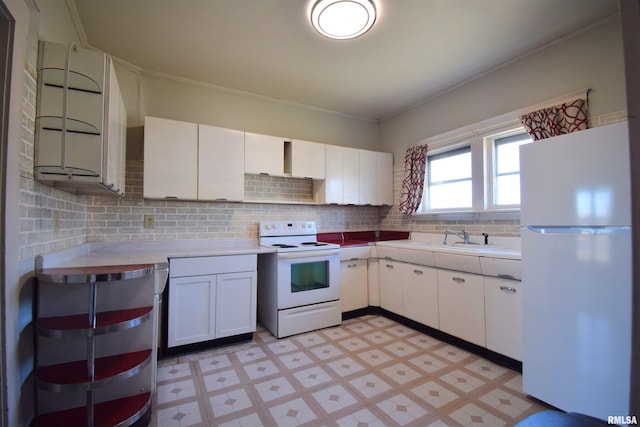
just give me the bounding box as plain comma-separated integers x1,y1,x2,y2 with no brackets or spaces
340,259,368,312
321,145,343,203
403,264,438,329
167,275,216,347
359,149,377,205
215,271,257,338
198,124,245,201
105,60,126,195
484,277,522,360
244,132,285,176
144,117,198,199
342,147,360,204
291,139,325,179
379,260,403,314
376,152,394,205
437,270,486,346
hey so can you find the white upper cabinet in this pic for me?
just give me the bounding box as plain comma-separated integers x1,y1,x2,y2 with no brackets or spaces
376,151,394,205
290,139,326,179
359,149,377,205
34,41,127,196
198,124,245,201
144,116,198,200
320,144,343,204
244,132,286,176
342,147,360,204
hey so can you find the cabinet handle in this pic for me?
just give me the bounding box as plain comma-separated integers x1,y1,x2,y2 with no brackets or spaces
164,196,178,199
385,264,394,269
498,274,516,280
452,277,465,284
413,269,423,275
259,172,270,176
499,286,517,294
215,198,228,201
347,263,357,268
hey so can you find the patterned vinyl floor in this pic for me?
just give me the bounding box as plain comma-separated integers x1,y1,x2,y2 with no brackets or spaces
150,315,548,427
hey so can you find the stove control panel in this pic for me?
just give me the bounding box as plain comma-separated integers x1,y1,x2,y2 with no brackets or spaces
259,221,316,237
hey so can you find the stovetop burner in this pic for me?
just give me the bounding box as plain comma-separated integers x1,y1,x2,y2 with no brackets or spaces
259,221,340,253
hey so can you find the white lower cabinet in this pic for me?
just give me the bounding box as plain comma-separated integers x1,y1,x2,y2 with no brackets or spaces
484,277,522,360
168,274,217,347
402,264,439,329
437,269,486,347
340,259,368,312
168,255,257,348
375,251,522,360
216,271,258,338
379,259,403,314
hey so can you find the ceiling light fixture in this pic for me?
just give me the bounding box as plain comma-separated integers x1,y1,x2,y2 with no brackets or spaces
311,0,377,40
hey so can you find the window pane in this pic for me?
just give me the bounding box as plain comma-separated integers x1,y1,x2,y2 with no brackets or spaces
495,175,521,205
495,133,530,175
430,149,471,182
494,132,531,206
429,181,472,209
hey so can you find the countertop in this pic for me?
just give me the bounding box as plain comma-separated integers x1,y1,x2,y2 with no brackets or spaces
318,230,410,247
38,239,276,270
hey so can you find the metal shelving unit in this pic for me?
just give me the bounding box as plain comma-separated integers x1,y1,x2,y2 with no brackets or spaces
35,264,155,427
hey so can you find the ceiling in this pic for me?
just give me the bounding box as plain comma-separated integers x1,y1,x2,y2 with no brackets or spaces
71,0,618,121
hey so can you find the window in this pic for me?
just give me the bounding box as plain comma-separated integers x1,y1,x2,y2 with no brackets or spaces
491,131,532,207
416,126,532,215
425,146,472,210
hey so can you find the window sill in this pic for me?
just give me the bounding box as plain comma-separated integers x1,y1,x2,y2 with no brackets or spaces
411,209,520,221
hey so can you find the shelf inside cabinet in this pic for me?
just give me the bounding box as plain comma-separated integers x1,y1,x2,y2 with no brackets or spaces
39,67,103,94
36,116,101,135
37,350,152,392
35,392,151,427
37,306,153,338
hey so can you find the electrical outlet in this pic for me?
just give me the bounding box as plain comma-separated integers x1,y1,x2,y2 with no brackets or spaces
144,214,155,229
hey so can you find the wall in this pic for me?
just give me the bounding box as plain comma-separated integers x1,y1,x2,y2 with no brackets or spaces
378,18,627,235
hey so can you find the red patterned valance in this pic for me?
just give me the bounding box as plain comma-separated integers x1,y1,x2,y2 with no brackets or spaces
520,98,588,141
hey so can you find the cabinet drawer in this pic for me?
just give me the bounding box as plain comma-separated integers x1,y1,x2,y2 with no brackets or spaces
398,248,435,267
170,254,256,278
434,252,482,274
480,257,521,280
376,246,399,261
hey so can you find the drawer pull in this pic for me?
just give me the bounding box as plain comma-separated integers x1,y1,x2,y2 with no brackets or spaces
498,274,516,280
452,277,465,284
385,264,394,269
347,263,357,268
500,286,517,294
413,269,423,275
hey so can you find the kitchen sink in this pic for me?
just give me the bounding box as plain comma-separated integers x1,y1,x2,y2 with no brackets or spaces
408,241,499,251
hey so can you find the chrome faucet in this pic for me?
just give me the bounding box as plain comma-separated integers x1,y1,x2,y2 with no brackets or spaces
443,229,469,245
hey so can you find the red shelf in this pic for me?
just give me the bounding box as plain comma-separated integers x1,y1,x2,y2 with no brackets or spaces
35,392,151,427
37,350,152,390
37,306,152,337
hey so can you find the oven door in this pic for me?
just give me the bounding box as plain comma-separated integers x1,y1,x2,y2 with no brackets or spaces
276,249,340,310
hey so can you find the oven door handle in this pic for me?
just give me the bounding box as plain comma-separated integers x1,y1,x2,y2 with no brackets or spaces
277,249,341,259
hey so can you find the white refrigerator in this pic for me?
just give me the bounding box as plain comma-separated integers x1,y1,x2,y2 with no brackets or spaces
519,121,632,420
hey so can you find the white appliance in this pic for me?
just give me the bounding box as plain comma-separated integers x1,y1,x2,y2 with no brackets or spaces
520,121,632,420
258,221,341,338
